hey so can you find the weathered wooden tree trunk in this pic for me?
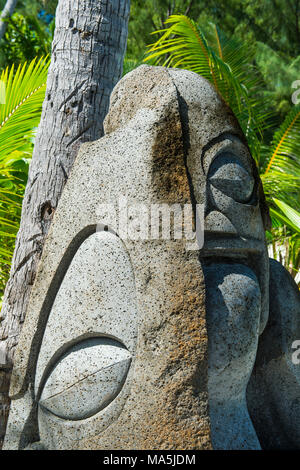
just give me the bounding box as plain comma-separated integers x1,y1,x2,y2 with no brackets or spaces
0,0,130,446
0,0,18,41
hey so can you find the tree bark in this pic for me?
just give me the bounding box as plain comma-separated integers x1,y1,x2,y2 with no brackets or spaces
0,0,18,41
0,0,130,446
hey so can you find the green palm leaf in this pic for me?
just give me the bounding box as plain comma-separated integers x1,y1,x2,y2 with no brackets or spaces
0,57,49,293
270,200,300,278
272,199,300,232
264,104,300,174
260,105,300,208
0,56,50,161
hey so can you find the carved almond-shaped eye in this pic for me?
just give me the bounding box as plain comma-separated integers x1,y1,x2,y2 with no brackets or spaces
209,152,255,203
39,338,131,421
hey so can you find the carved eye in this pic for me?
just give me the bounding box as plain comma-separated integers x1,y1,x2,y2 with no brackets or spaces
39,337,131,421
208,152,255,203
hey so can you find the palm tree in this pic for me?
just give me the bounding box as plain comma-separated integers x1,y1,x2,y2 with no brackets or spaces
145,14,300,279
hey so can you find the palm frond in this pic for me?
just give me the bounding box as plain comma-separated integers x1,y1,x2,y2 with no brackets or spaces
273,199,300,231
259,105,300,208
0,56,50,161
264,104,300,172
269,202,300,279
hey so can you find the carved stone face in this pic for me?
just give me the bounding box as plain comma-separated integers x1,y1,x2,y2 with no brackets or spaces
4,66,270,450
168,70,270,449
168,68,270,333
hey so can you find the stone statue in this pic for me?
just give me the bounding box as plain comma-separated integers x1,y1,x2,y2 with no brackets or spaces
3,65,300,450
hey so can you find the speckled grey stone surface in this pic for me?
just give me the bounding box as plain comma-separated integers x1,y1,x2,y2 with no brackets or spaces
204,264,262,449
4,65,299,450
247,258,300,449
34,231,137,397
39,337,132,421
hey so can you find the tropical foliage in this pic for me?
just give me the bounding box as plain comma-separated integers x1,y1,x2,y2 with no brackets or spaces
0,0,54,68
146,15,300,280
0,12,53,67
0,57,50,296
